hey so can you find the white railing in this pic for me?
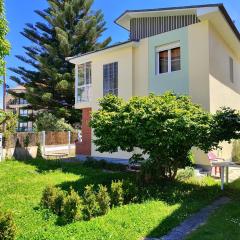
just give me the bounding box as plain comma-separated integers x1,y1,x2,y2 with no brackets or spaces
77,84,92,103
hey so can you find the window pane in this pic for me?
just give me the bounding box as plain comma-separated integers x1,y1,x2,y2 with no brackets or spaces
171,47,181,72
159,50,168,74
78,64,84,86
103,62,118,96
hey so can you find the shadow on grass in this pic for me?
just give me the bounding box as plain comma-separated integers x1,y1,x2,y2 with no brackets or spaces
17,158,222,235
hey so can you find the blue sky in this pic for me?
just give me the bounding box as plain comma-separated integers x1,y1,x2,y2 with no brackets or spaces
2,0,240,106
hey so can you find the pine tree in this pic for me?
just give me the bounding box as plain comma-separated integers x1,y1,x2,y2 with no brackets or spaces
9,0,111,124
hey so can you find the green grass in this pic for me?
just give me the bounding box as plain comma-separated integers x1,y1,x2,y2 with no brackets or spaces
0,159,221,240
187,179,240,240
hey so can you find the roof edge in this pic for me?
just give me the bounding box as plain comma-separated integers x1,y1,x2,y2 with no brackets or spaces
66,40,138,62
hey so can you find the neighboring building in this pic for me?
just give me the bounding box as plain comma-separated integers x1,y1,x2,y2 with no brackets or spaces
6,85,34,132
67,4,240,168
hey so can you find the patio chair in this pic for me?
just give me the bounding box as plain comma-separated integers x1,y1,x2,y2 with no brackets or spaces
207,152,224,177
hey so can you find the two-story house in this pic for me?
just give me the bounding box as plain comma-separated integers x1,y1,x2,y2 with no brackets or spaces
67,4,240,168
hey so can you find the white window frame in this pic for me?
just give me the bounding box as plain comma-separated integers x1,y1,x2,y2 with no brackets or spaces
76,62,92,103
156,41,181,75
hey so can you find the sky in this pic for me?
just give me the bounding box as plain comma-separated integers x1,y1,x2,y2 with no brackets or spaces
2,0,240,107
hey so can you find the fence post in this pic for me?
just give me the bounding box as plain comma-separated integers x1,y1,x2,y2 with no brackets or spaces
68,131,71,155
42,131,46,156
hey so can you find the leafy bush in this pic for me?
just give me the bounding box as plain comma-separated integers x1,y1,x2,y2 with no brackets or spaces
34,112,73,132
62,188,83,223
176,167,195,181
41,185,58,209
83,185,100,220
123,180,139,204
23,135,30,148
91,93,240,181
36,142,42,159
0,210,16,240
53,189,66,215
97,185,110,215
110,180,124,207
83,157,127,172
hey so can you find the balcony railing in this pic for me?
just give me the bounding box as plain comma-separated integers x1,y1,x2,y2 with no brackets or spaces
8,98,28,105
77,84,92,103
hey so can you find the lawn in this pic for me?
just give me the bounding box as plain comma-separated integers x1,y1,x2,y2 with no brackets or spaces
187,179,240,240
0,159,221,240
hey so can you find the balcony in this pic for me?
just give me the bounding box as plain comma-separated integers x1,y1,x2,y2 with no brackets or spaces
7,98,29,109
77,84,92,103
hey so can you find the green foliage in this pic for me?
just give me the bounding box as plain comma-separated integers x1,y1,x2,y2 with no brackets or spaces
41,185,58,209
34,112,73,132
123,180,139,204
9,0,111,124
0,111,17,140
36,142,42,159
83,157,127,172
0,210,16,240
110,180,124,207
0,0,10,77
0,159,222,239
53,189,66,215
176,167,195,181
91,92,240,181
97,185,111,216
83,185,99,220
62,188,83,223
23,135,30,148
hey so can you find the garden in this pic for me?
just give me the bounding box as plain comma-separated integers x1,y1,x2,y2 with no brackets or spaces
0,158,222,240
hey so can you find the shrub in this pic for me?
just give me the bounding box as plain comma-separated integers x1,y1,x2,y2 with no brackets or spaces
0,210,16,240
110,180,124,207
41,185,57,209
123,180,139,204
97,185,110,215
36,142,42,159
176,167,195,181
53,189,66,215
83,185,100,220
62,188,83,223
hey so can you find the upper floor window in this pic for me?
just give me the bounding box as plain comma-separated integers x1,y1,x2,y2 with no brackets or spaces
77,62,92,102
103,62,118,96
19,98,28,104
229,57,234,83
156,42,181,74
19,109,29,117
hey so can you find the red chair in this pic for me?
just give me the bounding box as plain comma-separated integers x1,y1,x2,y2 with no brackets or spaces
207,152,224,177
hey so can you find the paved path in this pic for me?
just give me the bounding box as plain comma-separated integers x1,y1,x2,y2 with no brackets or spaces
144,197,230,240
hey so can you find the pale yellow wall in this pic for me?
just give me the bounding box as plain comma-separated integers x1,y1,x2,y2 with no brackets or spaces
209,24,240,161
132,38,149,96
188,21,210,111
188,21,211,167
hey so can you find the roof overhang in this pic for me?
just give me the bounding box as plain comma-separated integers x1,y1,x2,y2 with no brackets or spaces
115,4,240,58
197,6,240,58
67,41,139,64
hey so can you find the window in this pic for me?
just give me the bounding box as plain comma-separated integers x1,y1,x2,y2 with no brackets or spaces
19,109,29,117
19,98,28,104
230,57,234,83
77,62,92,102
156,42,181,74
103,62,118,96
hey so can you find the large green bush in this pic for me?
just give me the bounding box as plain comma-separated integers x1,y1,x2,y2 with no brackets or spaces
0,210,16,240
34,112,73,132
91,93,240,181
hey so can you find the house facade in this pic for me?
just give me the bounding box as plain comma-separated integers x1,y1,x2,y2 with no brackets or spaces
6,85,34,132
68,4,240,167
